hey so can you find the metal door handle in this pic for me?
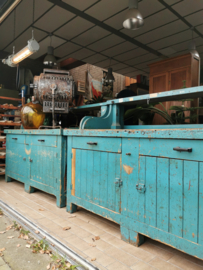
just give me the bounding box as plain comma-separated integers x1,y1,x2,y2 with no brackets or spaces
12,138,17,140
87,142,97,145
126,153,131,156
38,140,45,142
173,147,192,153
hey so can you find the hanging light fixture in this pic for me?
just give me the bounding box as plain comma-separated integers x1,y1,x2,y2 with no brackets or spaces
2,34,40,67
123,0,144,30
188,27,199,59
2,0,40,67
43,34,57,66
105,58,115,83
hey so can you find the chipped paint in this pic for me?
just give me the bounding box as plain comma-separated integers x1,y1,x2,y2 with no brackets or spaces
25,148,31,155
123,164,134,175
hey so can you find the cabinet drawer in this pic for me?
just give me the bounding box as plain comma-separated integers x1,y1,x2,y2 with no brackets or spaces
72,137,121,153
140,139,203,162
30,135,57,147
7,135,26,144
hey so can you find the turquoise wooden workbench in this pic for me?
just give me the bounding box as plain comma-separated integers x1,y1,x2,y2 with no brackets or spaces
5,129,66,207
64,86,203,260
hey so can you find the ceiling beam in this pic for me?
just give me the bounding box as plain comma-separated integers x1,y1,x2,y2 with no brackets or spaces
48,0,166,58
158,0,203,39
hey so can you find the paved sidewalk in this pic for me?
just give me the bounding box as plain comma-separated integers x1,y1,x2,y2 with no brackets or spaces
0,177,203,270
0,257,11,270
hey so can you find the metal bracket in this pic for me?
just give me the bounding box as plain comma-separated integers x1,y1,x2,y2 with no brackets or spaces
136,183,146,193
115,178,123,188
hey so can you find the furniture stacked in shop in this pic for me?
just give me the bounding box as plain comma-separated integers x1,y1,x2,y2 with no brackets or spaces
64,85,203,260
0,95,24,176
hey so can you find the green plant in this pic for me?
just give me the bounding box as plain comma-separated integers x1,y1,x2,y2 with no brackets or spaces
20,229,30,236
13,221,21,231
51,253,78,270
31,239,49,253
86,95,104,104
124,103,174,125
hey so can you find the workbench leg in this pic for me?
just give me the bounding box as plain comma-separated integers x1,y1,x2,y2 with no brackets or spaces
56,196,66,208
67,203,77,213
121,226,145,247
24,184,35,194
5,176,13,182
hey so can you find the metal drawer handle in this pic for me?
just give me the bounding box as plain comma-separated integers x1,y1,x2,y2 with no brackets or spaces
29,159,33,162
87,142,97,145
126,153,131,156
12,138,17,140
173,147,192,153
38,140,45,142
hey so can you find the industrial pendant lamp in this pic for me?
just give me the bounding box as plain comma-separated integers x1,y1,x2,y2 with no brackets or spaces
123,0,144,30
188,27,199,59
2,0,40,67
105,58,115,83
43,34,57,66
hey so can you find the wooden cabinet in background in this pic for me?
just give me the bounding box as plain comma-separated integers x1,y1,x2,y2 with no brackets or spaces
149,53,200,124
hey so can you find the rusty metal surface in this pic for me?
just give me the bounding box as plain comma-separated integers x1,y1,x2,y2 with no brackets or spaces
33,69,74,105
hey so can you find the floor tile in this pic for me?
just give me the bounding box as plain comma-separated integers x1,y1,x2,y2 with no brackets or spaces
149,257,180,270
131,261,156,270
168,255,203,270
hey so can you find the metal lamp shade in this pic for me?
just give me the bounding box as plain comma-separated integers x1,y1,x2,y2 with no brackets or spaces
105,68,115,83
43,46,57,66
123,8,144,30
188,40,200,59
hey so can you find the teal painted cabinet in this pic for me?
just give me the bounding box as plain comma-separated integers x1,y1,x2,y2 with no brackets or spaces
64,128,203,260
5,130,67,207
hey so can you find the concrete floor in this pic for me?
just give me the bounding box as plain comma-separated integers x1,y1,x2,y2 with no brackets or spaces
0,177,203,270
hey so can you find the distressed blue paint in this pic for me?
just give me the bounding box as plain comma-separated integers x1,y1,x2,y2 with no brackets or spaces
169,159,183,237
5,130,66,207
183,161,198,243
65,130,203,260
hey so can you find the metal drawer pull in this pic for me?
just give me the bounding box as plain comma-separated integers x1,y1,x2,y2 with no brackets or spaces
38,140,45,142
12,138,17,140
87,142,97,145
29,159,33,162
126,153,131,156
173,147,192,153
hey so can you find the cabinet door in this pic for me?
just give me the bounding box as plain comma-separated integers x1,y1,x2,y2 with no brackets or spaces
169,67,191,121
138,138,203,245
6,142,28,181
150,73,169,125
71,148,122,213
29,145,60,190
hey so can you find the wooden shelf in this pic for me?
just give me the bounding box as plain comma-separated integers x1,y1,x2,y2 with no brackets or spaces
0,105,21,110
0,148,6,150
0,164,5,167
0,172,5,175
0,96,22,102
0,114,20,118
0,156,5,159
0,122,21,126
